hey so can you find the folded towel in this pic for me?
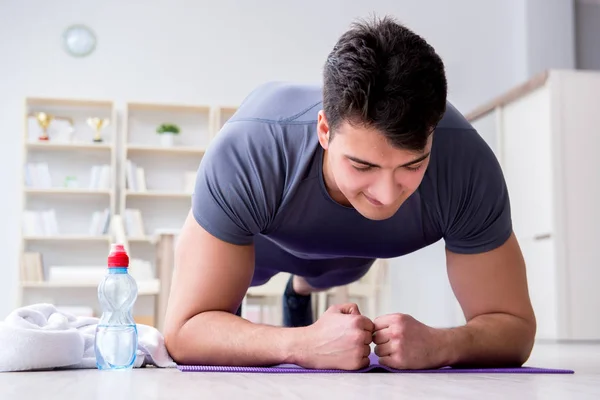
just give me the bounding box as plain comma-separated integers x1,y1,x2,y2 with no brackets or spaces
0,303,176,372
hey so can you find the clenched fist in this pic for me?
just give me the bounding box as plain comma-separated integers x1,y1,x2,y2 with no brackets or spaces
299,303,374,370
373,313,448,370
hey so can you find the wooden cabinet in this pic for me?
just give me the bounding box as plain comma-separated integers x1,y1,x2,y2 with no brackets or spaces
501,84,555,241
467,70,600,340
520,236,559,339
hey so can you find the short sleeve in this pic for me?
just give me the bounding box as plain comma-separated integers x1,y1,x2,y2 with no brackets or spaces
439,128,513,254
191,120,282,245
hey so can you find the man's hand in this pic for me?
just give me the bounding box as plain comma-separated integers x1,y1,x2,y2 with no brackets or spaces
297,303,374,370
373,313,448,370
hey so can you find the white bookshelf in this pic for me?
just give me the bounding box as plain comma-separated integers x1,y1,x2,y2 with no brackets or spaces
17,97,238,325
120,102,237,308
121,102,211,235
19,97,118,318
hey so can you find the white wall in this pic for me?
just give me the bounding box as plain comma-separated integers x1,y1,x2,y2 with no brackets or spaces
524,0,576,77
575,0,600,70
0,0,529,320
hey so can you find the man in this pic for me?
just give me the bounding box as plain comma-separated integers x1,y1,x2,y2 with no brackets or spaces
164,16,536,371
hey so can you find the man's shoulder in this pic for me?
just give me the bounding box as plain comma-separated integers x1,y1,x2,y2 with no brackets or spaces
435,101,474,131
208,82,321,178
419,101,512,254
418,100,495,217
205,81,322,181
210,81,322,155
231,81,323,124
191,82,323,245
427,101,494,175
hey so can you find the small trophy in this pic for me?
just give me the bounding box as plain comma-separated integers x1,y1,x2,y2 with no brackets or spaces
87,117,109,143
35,112,54,141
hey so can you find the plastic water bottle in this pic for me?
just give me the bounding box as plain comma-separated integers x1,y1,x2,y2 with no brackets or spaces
94,244,139,370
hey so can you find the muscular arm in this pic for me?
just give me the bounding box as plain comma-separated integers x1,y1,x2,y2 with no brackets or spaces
442,232,537,367
163,211,301,366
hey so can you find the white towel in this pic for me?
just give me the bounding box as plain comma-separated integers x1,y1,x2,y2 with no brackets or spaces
0,303,176,372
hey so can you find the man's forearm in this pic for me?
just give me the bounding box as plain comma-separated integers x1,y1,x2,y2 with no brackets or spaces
166,311,302,367
440,313,536,368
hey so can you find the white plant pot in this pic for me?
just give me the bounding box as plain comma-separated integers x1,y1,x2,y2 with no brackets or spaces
160,134,175,147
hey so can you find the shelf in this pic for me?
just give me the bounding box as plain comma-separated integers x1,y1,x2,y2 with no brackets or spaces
127,144,206,155
127,236,157,243
26,141,112,152
21,279,161,295
127,231,178,243
127,102,210,113
25,188,112,196
126,190,191,199
23,235,111,242
218,106,238,113
26,97,113,108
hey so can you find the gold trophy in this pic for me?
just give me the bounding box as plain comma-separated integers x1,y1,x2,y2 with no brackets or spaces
35,112,54,141
87,117,109,143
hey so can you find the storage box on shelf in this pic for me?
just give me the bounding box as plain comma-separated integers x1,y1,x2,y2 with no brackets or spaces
467,69,600,341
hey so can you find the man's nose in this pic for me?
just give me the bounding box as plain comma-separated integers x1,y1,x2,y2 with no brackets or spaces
371,175,401,205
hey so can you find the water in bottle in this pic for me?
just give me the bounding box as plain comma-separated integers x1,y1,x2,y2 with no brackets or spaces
94,244,139,370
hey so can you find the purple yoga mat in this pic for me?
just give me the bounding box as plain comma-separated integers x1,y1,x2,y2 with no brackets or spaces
178,353,574,374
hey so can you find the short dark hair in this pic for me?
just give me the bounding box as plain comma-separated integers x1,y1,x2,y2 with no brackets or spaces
323,15,447,151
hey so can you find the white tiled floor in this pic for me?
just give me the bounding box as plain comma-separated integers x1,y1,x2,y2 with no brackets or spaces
1,342,598,399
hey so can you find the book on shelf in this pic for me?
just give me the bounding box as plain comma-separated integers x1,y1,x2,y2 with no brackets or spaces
24,162,52,188
136,168,147,192
129,258,154,281
123,208,145,237
89,208,111,235
22,209,59,236
126,160,147,192
89,165,111,189
110,214,127,245
184,170,196,193
20,252,44,282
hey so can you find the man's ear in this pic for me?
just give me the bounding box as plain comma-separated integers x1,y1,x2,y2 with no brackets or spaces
317,110,330,150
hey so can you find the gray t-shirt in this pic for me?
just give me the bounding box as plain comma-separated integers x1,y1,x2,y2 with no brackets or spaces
192,82,512,288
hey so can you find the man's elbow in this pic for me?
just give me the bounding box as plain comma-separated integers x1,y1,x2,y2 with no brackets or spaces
164,318,202,365
515,314,537,365
164,317,217,365
164,324,186,365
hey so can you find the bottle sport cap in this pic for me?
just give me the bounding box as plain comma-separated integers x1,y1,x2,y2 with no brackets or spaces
108,243,129,268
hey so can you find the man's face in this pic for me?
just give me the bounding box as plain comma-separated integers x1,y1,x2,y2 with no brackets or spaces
317,111,432,221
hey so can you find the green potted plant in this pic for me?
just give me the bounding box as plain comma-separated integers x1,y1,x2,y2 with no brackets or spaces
156,123,180,147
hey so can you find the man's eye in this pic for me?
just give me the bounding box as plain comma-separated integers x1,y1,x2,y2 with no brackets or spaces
405,164,424,172
352,164,373,172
